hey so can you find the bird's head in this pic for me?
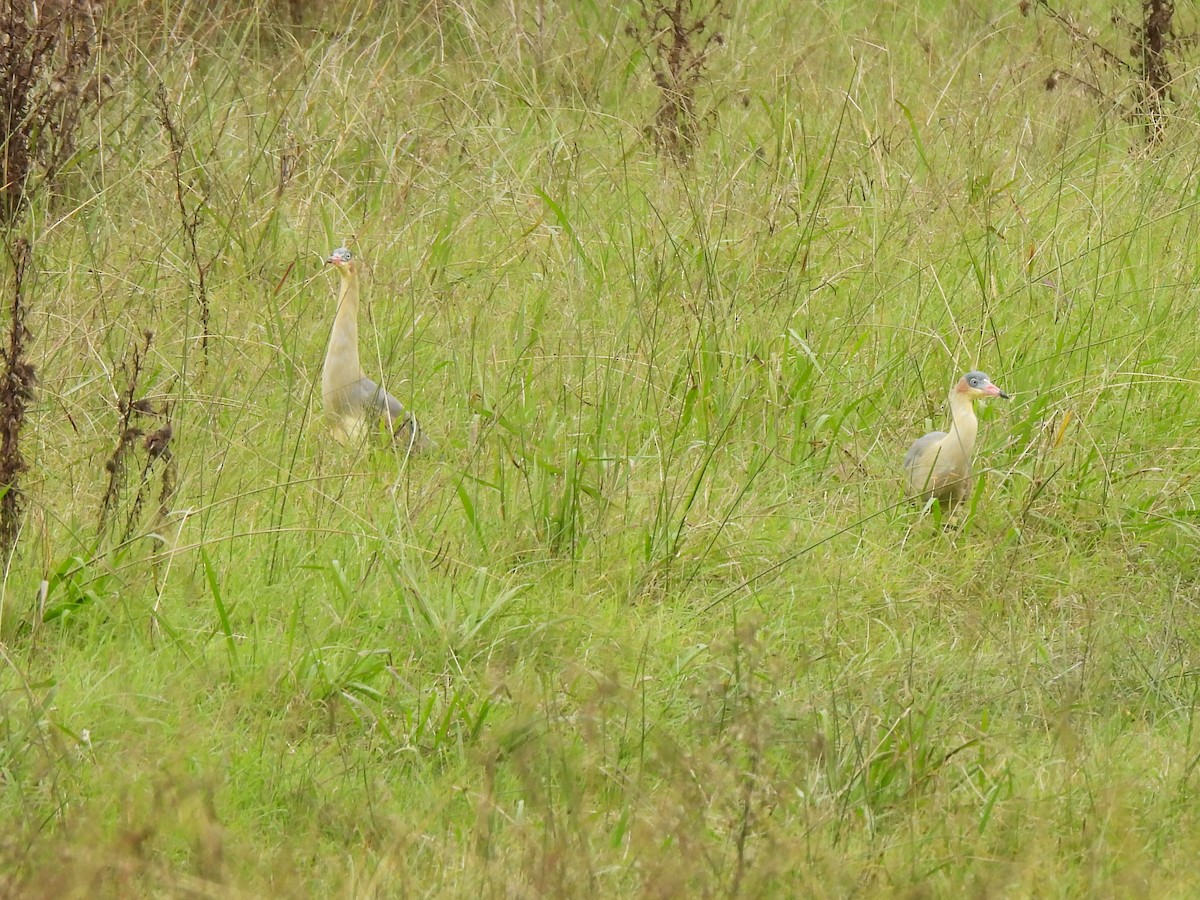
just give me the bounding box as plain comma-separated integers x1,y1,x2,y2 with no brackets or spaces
956,370,1010,400
326,246,356,274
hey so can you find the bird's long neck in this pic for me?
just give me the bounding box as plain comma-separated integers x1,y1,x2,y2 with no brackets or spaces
944,389,979,463
327,269,363,379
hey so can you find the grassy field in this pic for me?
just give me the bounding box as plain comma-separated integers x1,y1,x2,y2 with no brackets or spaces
5,0,1200,894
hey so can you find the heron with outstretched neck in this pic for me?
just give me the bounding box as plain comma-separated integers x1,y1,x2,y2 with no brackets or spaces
322,247,429,450
904,370,1009,508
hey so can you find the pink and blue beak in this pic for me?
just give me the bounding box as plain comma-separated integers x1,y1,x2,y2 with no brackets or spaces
984,383,1010,400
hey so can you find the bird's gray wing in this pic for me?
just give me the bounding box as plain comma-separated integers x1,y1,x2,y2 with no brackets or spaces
343,376,430,450
351,376,408,421
904,431,946,470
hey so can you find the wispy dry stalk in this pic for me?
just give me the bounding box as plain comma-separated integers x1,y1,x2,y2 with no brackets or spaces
155,84,212,356
276,129,300,197
0,0,107,228
0,237,35,554
1022,0,1133,72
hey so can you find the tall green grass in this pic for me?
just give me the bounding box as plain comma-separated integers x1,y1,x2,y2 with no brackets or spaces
4,0,1200,894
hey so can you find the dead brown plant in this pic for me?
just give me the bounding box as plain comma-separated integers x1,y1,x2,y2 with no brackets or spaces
98,331,152,541
627,0,730,160
0,0,107,228
0,236,35,555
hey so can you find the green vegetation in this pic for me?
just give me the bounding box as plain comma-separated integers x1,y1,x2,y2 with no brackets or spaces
4,0,1200,894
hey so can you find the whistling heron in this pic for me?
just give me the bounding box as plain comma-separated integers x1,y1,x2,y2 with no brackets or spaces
322,247,428,450
904,370,1009,507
